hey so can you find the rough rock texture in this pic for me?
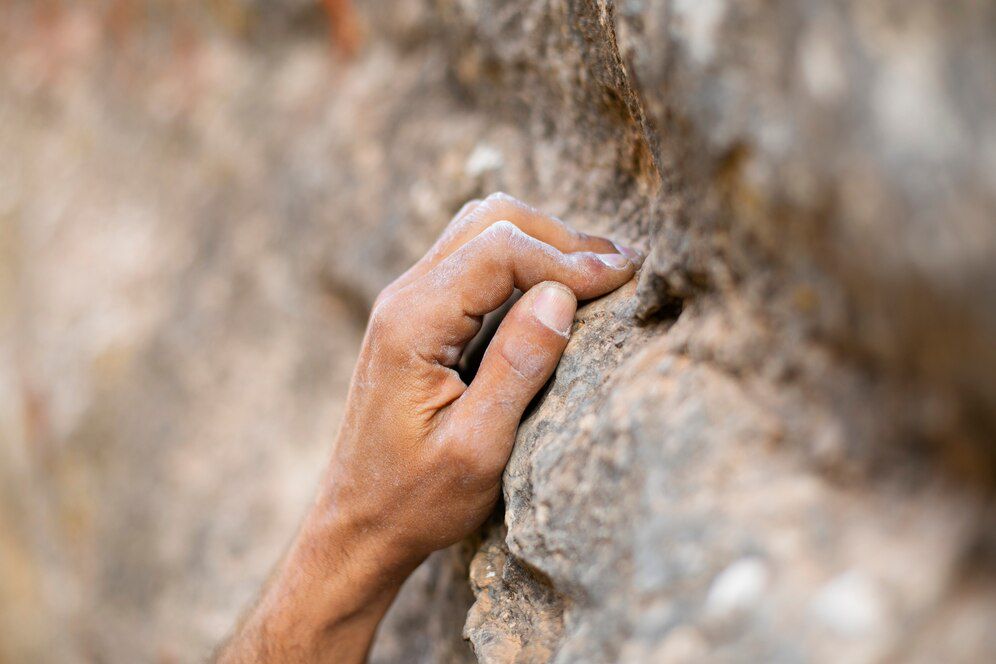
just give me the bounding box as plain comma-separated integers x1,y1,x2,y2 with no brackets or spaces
1,1,994,663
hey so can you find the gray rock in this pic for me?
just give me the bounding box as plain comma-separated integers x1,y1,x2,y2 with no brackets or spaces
1,1,994,662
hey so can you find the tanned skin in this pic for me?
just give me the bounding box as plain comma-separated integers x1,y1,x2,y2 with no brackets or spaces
215,193,643,663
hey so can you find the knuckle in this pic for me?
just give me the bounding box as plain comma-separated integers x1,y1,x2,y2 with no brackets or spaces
371,286,392,313
482,219,522,245
367,291,404,343
484,191,517,206
482,192,531,218
450,199,483,229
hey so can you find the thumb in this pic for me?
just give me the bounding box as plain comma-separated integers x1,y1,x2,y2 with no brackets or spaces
448,281,576,456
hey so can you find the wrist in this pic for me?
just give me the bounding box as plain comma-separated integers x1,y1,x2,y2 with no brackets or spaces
294,502,420,621
308,459,432,585
289,506,416,624
226,500,421,663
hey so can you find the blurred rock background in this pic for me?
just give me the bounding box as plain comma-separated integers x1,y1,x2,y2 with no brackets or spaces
1,1,994,662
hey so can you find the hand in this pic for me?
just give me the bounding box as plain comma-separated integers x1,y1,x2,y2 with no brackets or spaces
217,193,643,663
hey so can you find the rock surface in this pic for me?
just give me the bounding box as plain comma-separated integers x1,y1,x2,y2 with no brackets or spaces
1,1,994,662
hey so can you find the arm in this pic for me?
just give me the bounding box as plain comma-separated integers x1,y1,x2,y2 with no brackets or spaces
216,193,643,663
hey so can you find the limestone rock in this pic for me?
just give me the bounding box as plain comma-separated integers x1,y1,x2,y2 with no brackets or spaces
1,1,994,663
377,1,996,662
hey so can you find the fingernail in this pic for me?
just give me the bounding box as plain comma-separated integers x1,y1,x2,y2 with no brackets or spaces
613,241,645,267
532,284,576,336
596,252,631,269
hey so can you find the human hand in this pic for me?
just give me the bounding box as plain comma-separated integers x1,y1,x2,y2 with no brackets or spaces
217,193,642,663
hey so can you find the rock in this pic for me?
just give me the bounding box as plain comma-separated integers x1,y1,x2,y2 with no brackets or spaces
378,1,996,661
1,1,995,663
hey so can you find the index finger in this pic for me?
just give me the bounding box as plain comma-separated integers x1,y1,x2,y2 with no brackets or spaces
378,193,641,304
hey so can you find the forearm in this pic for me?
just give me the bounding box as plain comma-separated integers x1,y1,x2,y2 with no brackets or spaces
216,500,420,663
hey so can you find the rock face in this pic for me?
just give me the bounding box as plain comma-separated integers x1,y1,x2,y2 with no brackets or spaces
374,1,996,661
1,1,994,663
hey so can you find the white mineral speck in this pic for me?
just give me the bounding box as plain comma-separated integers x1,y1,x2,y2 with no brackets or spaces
673,0,727,64
465,144,504,178
800,30,846,102
810,570,886,638
705,557,770,618
873,39,963,160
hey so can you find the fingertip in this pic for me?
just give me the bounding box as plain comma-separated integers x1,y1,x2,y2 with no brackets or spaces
564,251,637,300
595,252,632,270
531,282,577,337
575,230,622,255
612,241,646,267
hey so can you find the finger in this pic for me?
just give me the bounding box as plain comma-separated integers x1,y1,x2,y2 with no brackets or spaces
407,221,635,362
437,220,635,314
443,192,625,258
443,281,576,463
456,290,522,381
379,198,483,303
381,193,641,304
